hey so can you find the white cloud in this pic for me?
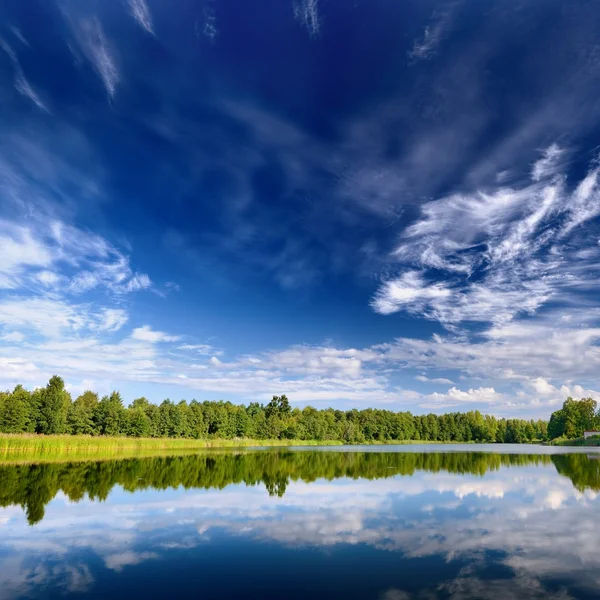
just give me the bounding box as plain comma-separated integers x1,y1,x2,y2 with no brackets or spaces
0,217,151,295
0,222,53,287
15,74,49,113
415,375,454,385
0,37,49,112
0,297,131,340
34,271,61,286
201,2,218,42
128,0,154,34
69,18,119,97
179,344,221,355
446,386,497,403
131,325,180,343
372,146,600,331
531,143,563,181
96,308,128,333
104,552,158,572
124,273,152,292
1,332,25,343
294,0,320,37
371,271,451,316
409,9,453,61
530,377,558,396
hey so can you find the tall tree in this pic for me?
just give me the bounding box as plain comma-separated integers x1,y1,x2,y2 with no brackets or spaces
94,392,126,436
38,376,70,434
68,391,99,435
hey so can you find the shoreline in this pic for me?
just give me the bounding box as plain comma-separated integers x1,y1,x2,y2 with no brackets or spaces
0,434,594,463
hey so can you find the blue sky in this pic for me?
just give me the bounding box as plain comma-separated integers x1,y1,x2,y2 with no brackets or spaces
1,0,600,417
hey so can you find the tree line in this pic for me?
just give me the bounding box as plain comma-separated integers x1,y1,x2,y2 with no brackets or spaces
3,375,596,443
1,451,598,525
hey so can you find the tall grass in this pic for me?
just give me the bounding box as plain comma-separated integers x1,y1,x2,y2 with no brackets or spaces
0,434,342,462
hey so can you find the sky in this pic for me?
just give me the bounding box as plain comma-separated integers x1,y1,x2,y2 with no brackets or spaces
1,0,600,417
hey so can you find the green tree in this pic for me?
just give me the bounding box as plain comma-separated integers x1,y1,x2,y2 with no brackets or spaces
68,391,99,435
188,401,207,439
38,376,70,434
127,407,152,437
94,392,126,436
131,397,159,437
265,395,291,420
548,397,599,439
0,386,31,433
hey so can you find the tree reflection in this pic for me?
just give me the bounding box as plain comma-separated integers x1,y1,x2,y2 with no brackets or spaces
1,451,598,525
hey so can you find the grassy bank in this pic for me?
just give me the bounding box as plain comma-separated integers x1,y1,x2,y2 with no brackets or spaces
550,436,600,447
0,434,342,461
0,434,547,463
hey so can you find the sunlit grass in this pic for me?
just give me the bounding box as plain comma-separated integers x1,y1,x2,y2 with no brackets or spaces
0,434,342,462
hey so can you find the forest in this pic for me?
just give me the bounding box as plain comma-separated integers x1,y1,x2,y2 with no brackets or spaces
0,375,597,443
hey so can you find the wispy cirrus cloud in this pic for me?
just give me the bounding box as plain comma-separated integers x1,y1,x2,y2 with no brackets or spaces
294,0,320,37
178,344,222,356
66,17,119,97
0,217,151,296
409,6,456,61
201,1,219,42
372,146,600,330
128,0,154,35
0,37,49,112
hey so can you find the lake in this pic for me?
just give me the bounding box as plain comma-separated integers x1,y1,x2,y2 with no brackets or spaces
1,445,600,599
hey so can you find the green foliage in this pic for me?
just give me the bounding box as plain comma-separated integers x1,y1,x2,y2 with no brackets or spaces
2,376,597,445
94,392,126,436
548,397,600,440
38,376,70,434
0,386,31,433
67,391,98,435
127,407,152,437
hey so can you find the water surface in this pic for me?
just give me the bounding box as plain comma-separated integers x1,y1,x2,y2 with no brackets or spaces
1,446,599,599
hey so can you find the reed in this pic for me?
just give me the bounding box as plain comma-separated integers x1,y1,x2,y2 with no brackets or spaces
0,434,342,461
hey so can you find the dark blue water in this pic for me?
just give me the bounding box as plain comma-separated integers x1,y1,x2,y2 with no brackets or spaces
1,447,599,599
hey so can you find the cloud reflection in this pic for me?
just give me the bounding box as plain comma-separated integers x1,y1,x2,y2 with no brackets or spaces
0,454,599,599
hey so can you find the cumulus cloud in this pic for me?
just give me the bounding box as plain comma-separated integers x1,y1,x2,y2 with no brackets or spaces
427,386,498,406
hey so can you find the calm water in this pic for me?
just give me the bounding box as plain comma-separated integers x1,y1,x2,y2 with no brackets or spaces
1,446,600,600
